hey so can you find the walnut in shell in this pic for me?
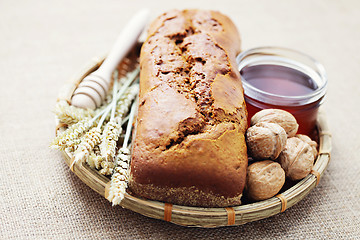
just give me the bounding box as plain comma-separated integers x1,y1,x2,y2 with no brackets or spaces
251,109,299,137
278,137,316,181
295,134,318,159
246,122,287,160
246,160,285,201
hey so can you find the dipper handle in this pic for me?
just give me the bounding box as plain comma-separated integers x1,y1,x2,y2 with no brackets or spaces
71,9,149,109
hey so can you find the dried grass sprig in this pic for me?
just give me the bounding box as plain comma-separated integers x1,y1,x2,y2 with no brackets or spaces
65,134,85,153
51,85,116,150
106,147,130,205
70,99,115,169
70,127,101,171
116,84,139,117
99,84,139,175
51,118,94,150
54,101,94,125
90,70,138,130
107,98,138,205
99,118,121,174
53,68,140,190
99,79,121,175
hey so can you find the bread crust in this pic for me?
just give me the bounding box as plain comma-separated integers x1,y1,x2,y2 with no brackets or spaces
129,9,248,207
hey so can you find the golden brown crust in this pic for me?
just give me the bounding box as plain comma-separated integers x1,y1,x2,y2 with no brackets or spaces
129,9,248,207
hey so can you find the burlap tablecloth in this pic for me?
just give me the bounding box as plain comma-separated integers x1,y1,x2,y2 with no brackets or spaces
1,0,359,239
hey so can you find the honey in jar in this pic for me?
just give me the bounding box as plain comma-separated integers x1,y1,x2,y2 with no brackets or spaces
237,47,327,137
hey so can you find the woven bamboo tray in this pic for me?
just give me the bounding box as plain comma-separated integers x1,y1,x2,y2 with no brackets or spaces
56,46,332,228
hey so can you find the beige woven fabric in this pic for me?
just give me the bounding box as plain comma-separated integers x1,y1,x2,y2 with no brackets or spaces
1,0,359,239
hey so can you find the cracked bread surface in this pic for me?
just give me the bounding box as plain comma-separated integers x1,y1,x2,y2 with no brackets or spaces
129,9,248,207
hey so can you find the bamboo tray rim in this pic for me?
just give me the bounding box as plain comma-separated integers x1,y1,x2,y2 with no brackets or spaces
56,54,332,228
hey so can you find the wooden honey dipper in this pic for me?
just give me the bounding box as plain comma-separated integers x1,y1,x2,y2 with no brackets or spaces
71,9,149,109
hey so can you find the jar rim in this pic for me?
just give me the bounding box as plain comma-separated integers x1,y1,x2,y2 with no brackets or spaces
236,46,328,106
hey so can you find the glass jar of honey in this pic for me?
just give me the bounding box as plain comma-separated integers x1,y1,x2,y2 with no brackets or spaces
237,47,327,137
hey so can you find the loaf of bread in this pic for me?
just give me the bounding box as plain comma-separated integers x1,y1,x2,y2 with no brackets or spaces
128,9,248,207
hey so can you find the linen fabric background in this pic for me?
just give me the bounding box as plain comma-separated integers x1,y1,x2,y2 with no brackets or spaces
0,0,359,239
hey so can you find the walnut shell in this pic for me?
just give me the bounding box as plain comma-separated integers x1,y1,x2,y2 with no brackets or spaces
251,109,299,137
278,137,316,180
246,160,285,201
295,134,318,159
246,122,287,160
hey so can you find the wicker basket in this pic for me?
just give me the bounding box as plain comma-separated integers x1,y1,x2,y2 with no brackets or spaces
56,46,332,228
